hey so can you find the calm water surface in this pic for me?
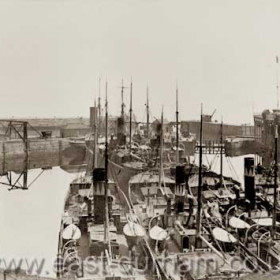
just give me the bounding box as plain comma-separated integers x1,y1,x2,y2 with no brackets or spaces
0,167,81,277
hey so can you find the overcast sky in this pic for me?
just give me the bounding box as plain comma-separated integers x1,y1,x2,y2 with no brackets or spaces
0,0,280,124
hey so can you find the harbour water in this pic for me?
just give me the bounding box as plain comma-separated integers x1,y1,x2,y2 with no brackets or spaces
0,167,81,277
0,154,254,278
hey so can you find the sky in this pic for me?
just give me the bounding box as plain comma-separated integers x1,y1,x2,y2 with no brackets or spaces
0,0,280,125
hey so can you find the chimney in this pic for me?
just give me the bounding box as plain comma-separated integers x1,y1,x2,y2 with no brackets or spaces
175,165,185,213
90,107,98,129
92,168,106,224
244,157,255,209
117,117,126,146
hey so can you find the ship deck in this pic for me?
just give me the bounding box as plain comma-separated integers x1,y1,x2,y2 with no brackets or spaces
75,221,151,280
157,251,250,280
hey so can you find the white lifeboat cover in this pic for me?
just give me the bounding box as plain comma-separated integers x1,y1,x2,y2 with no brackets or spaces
253,217,278,227
62,224,81,240
123,222,145,237
99,144,106,150
212,227,237,243
229,217,250,229
149,225,168,241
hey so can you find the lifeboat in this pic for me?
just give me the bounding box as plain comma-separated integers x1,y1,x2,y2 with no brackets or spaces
62,224,81,240
212,227,237,252
252,217,279,227
123,214,145,248
149,225,168,253
229,216,250,229
149,225,168,241
213,227,237,243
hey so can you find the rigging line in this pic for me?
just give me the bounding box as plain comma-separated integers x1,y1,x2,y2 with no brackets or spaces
128,171,147,209
204,154,210,169
108,163,132,212
209,153,217,169
192,153,197,164
212,156,218,172
229,157,239,180
84,145,95,175
227,157,240,181
161,163,168,198
226,157,235,181
205,216,226,258
222,178,230,193
115,175,162,279
225,157,233,178
87,182,93,199
209,153,218,170
225,156,234,180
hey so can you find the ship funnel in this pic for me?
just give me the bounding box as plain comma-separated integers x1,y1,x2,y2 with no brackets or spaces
244,157,255,209
156,122,162,144
92,168,106,182
90,107,98,129
167,198,172,215
176,165,185,185
117,117,126,146
175,165,185,213
92,168,106,224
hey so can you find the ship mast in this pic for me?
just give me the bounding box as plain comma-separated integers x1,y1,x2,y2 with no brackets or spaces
104,81,111,258
176,85,179,164
276,56,279,109
98,77,101,137
129,79,133,154
120,79,126,119
273,124,278,238
159,108,164,189
93,98,98,168
196,104,203,244
146,86,149,139
220,119,223,187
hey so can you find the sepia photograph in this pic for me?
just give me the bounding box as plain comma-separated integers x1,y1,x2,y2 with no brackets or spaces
0,1,280,280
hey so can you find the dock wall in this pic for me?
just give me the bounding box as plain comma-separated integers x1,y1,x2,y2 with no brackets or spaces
0,138,87,175
181,121,245,141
